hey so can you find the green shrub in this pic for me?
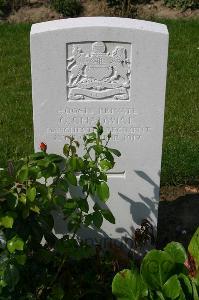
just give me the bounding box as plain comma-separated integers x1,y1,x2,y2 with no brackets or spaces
0,122,120,299
0,0,28,17
0,0,10,17
106,0,151,17
112,227,199,299
106,0,151,7
164,0,199,9
51,0,83,17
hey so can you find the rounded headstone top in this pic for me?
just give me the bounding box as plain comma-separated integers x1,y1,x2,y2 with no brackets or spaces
30,17,168,36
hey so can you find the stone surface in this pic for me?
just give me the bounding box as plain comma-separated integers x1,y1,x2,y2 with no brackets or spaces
30,17,168,247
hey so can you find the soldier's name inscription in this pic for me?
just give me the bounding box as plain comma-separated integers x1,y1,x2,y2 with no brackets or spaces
66,41,131,101
46,106,151,142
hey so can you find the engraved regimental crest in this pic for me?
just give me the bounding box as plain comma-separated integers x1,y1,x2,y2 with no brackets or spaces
67,41,131,100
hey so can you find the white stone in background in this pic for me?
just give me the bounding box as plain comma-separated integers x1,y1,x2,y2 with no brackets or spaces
30,17,168,247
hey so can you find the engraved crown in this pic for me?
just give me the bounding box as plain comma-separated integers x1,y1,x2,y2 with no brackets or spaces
92,42,106,54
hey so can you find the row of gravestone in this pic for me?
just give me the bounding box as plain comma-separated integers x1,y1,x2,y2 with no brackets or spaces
30,17,169,247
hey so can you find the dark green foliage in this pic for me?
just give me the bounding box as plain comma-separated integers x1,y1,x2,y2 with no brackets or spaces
0,123,120,299
0,0,10,17
106,0,151,7
112,227,199,299
164,0,199,10
51,0,83,17
0,0,28,17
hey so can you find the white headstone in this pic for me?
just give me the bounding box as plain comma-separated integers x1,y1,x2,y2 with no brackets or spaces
30,17,168,247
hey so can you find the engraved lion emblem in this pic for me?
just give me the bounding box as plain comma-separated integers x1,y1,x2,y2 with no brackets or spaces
67,41,131,100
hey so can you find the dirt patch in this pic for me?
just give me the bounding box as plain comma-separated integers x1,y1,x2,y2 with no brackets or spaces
157,193,199,249
160,184,199,201
157,184,199,250
82,0,109,16
8,5,61,23
82,0,199,19
137,0,199,19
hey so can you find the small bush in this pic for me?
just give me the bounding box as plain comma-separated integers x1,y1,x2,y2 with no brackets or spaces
0,0,28,17
106,0,151,17
164,0,199,10
0,122,121,298
51,0,83,17
112,227,199,299
0,0,10,17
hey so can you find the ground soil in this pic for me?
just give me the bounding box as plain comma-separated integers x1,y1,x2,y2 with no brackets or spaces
4,0,199,23
157,185,199,249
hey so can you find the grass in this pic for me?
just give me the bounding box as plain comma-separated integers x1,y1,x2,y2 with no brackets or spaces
160,19,199,185
0,20,198,185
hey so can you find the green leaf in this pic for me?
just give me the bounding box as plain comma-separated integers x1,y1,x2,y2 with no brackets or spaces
162,275,181,299
0,279,7,289
103,150,114,163
48,154,64,163
191,280,199,300
164,242,187,264
64,199,77,210
6,193,18,209
108,148,121,157
7,236,24,253
77,198,89,213
30,205,40,214
50,285,64,300
69,157,78,171
96,181,109,202
66,172,77,186
63,144,69,156
92,211,103,228
0,214,14,228
87,132,96,139
77,157,84,170
84,214,93,227
93,145,104,154
17,167,28,183
156,291,166,300
79,174,89,186
98,172,107,181
57,178,68,192
29,152,45,160
101,209,115,224
46,162,57,176
37,159,50,168
89,182,96,195
141,250,175,290
112,268,148,300
26,187,36,202
15,254,26,265
68,156,84,172
178,273,193,298
53,195,66,206
4,264,19,290
70,145,77,155
19,193,26,204
97,124,103,135
99,159,113,171
28,166,42,179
